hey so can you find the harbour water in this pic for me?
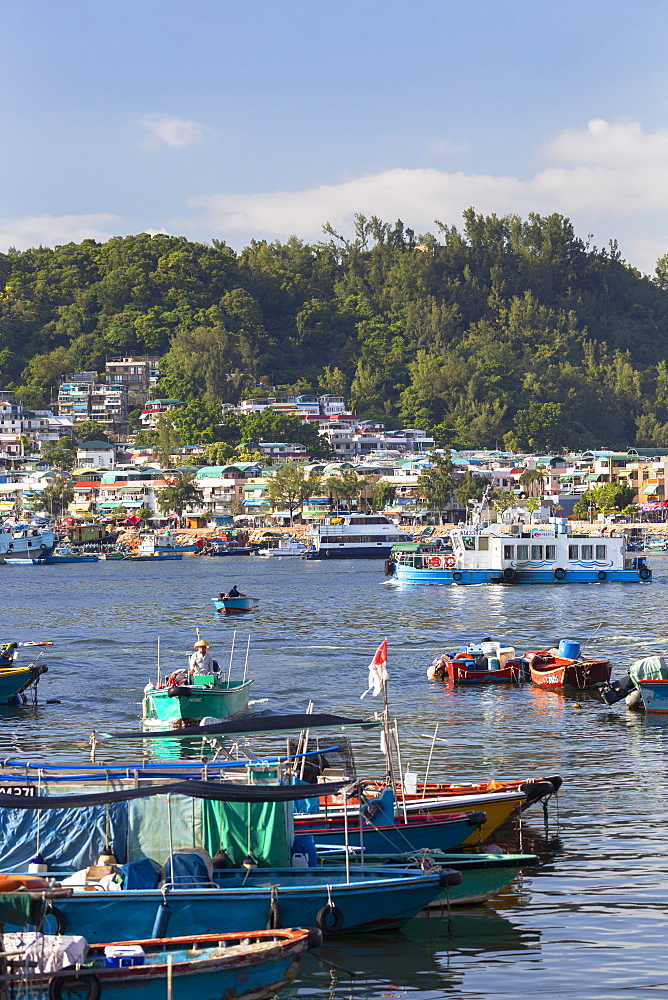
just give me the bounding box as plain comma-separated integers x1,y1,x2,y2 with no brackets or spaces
3,555,668,998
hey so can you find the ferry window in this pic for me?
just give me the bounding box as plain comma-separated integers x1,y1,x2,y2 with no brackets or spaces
463,536,475,550
531,545,543,560
478,537,489,551
595,544,606,559
568,545,578,560
546,545,556,560
581,545,593,559
516,544,529,559
503,545,514,559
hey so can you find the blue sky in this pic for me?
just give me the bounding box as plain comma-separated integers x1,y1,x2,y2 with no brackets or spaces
1,0,667,271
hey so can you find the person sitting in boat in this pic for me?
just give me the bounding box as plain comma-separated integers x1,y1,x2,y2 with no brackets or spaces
0,643,17,666
225,585,245,598
189,639,215,675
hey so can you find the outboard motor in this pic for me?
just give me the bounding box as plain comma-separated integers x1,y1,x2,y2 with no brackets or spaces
600,674,636,706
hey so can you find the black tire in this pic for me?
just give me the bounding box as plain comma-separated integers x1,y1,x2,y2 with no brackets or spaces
554,567,566,580
40,544,47,550
452,571,462,582
316,902,345,934
639,567,651,580
597,570,607,581
41,904,66,935
502,567,515,582
266,898,282,929
49,972,100,1000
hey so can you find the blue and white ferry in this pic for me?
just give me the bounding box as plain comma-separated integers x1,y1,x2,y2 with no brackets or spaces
387,519,651,585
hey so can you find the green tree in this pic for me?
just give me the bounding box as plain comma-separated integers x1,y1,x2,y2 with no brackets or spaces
204,441,237,466
74,420,110,444
455,472,491,508
136,505,153,521
372,481,397,511
154,414,181,468
491,490,517,516
40,437,76,471
265,463,323,524
327,470,369,511
518,468,547,497
417,453,455,523
172,400,224,446
32,475,74,517
239,411,330,458
155,471,202,516
522,496,543,523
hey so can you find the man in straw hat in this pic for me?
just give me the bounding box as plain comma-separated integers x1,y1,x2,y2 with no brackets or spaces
189,638,215,675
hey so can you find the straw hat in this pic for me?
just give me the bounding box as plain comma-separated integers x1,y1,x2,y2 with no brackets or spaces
194,639,210,649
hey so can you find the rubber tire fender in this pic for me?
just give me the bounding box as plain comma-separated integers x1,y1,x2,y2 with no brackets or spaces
452,571,463,582
40,904,66,936
40,544,47,550
554,567,566,580
597,570,607,581
316,902,345,934
502,567,515,582
266,897,282,929
49,972,100,1000
639,567,651,580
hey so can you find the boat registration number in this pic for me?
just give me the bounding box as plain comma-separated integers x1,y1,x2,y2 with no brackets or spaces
0,784,36,797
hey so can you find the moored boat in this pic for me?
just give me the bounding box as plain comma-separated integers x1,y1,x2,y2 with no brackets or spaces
601,655,668,713
527,641,611,689
255,534,309,557
2,927,321,1000
428,640,529,684
306,514,410,559
0,523,56,564
0,644,48,703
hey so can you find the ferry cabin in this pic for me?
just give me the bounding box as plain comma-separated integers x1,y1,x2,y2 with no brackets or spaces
310,514,410,558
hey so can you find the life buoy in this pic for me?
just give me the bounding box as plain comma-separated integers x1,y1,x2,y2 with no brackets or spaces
597,570,607,581
316,902,345,933
502,567,515,582
427,555,442,569
452,571,463,582
444,555,456,568
639,566,651,580
0,874,49,891
554,567,566,580
49,972,100,1000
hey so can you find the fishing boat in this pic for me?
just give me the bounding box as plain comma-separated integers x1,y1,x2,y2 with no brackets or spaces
318,850,539,907
0,779,457,939
601,656,668,713
4,557,47,565
0,524,56,564
0,644,48,704
143,635,253,725
206,541,259,556
305,514,410,559
428,640,529,684
211,596,259,614
128,534,184,560
254,534,309,557
526,639,611,689
46,546,99,564
60,520,120,547
387,520,652,585
2,927,321,1000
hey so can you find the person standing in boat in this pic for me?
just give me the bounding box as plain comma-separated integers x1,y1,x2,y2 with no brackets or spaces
189,638,215,674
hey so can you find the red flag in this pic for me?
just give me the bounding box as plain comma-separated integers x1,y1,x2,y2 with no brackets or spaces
361,640,388,698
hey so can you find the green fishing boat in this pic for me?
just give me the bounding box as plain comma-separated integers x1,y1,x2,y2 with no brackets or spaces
142,634,253,725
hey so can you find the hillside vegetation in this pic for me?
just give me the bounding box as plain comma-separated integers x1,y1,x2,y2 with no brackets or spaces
3,210,668,452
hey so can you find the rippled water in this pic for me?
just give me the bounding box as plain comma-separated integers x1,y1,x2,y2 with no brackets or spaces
3,554,668,998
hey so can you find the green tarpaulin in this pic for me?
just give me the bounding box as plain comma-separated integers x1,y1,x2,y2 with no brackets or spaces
201,799,291,868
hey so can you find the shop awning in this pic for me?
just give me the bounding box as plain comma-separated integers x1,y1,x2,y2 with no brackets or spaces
585,473,601,482
643,483,659,495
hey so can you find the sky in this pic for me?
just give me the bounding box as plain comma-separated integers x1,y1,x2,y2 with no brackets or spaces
1,0,667,272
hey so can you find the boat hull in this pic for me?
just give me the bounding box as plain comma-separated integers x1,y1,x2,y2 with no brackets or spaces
637,680,668,713
392,565,651,585
211,597,259,613
307,544,396,559
9,929,315,1000
442,657,528,685
297,812,483,853
24,868,448,939
0,665,44,703
528,653,611,689
143,679,253,724
128,553,183,561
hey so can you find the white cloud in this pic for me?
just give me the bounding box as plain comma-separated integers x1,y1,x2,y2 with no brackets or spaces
181,119,668,273
138,114,205,149
0,213,123,251
426,138,470,157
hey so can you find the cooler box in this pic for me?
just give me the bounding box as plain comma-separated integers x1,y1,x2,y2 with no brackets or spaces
105,946,145,967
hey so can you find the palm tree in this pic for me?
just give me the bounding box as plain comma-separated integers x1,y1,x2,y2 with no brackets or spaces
518,468,547,498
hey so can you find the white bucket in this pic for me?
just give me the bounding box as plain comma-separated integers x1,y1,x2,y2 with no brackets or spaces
481,641,497,658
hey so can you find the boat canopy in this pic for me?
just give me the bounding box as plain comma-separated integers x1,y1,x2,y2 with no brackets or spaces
116,712,382,741
629,656,668,683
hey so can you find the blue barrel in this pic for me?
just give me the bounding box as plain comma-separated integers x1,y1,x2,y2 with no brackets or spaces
558,639,581,659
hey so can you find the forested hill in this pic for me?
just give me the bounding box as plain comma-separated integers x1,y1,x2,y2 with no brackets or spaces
3,209,668,452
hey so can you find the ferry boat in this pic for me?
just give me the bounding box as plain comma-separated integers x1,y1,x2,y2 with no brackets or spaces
306,514,410,559
0,524,56,564
387,520,652,585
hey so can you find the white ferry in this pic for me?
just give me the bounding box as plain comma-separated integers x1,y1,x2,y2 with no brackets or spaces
255,534,309,557
307,514,411,559
387,520,651,584
0,524,56,564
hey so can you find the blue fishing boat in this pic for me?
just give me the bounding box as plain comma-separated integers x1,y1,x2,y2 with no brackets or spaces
601,655,668,713
211,596,259,613
0,778,456,938
3,927,321,1000
297,808,487,854
46,546,99,564
0,645,47,703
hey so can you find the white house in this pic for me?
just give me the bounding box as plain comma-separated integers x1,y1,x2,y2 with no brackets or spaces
76,440,116,469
